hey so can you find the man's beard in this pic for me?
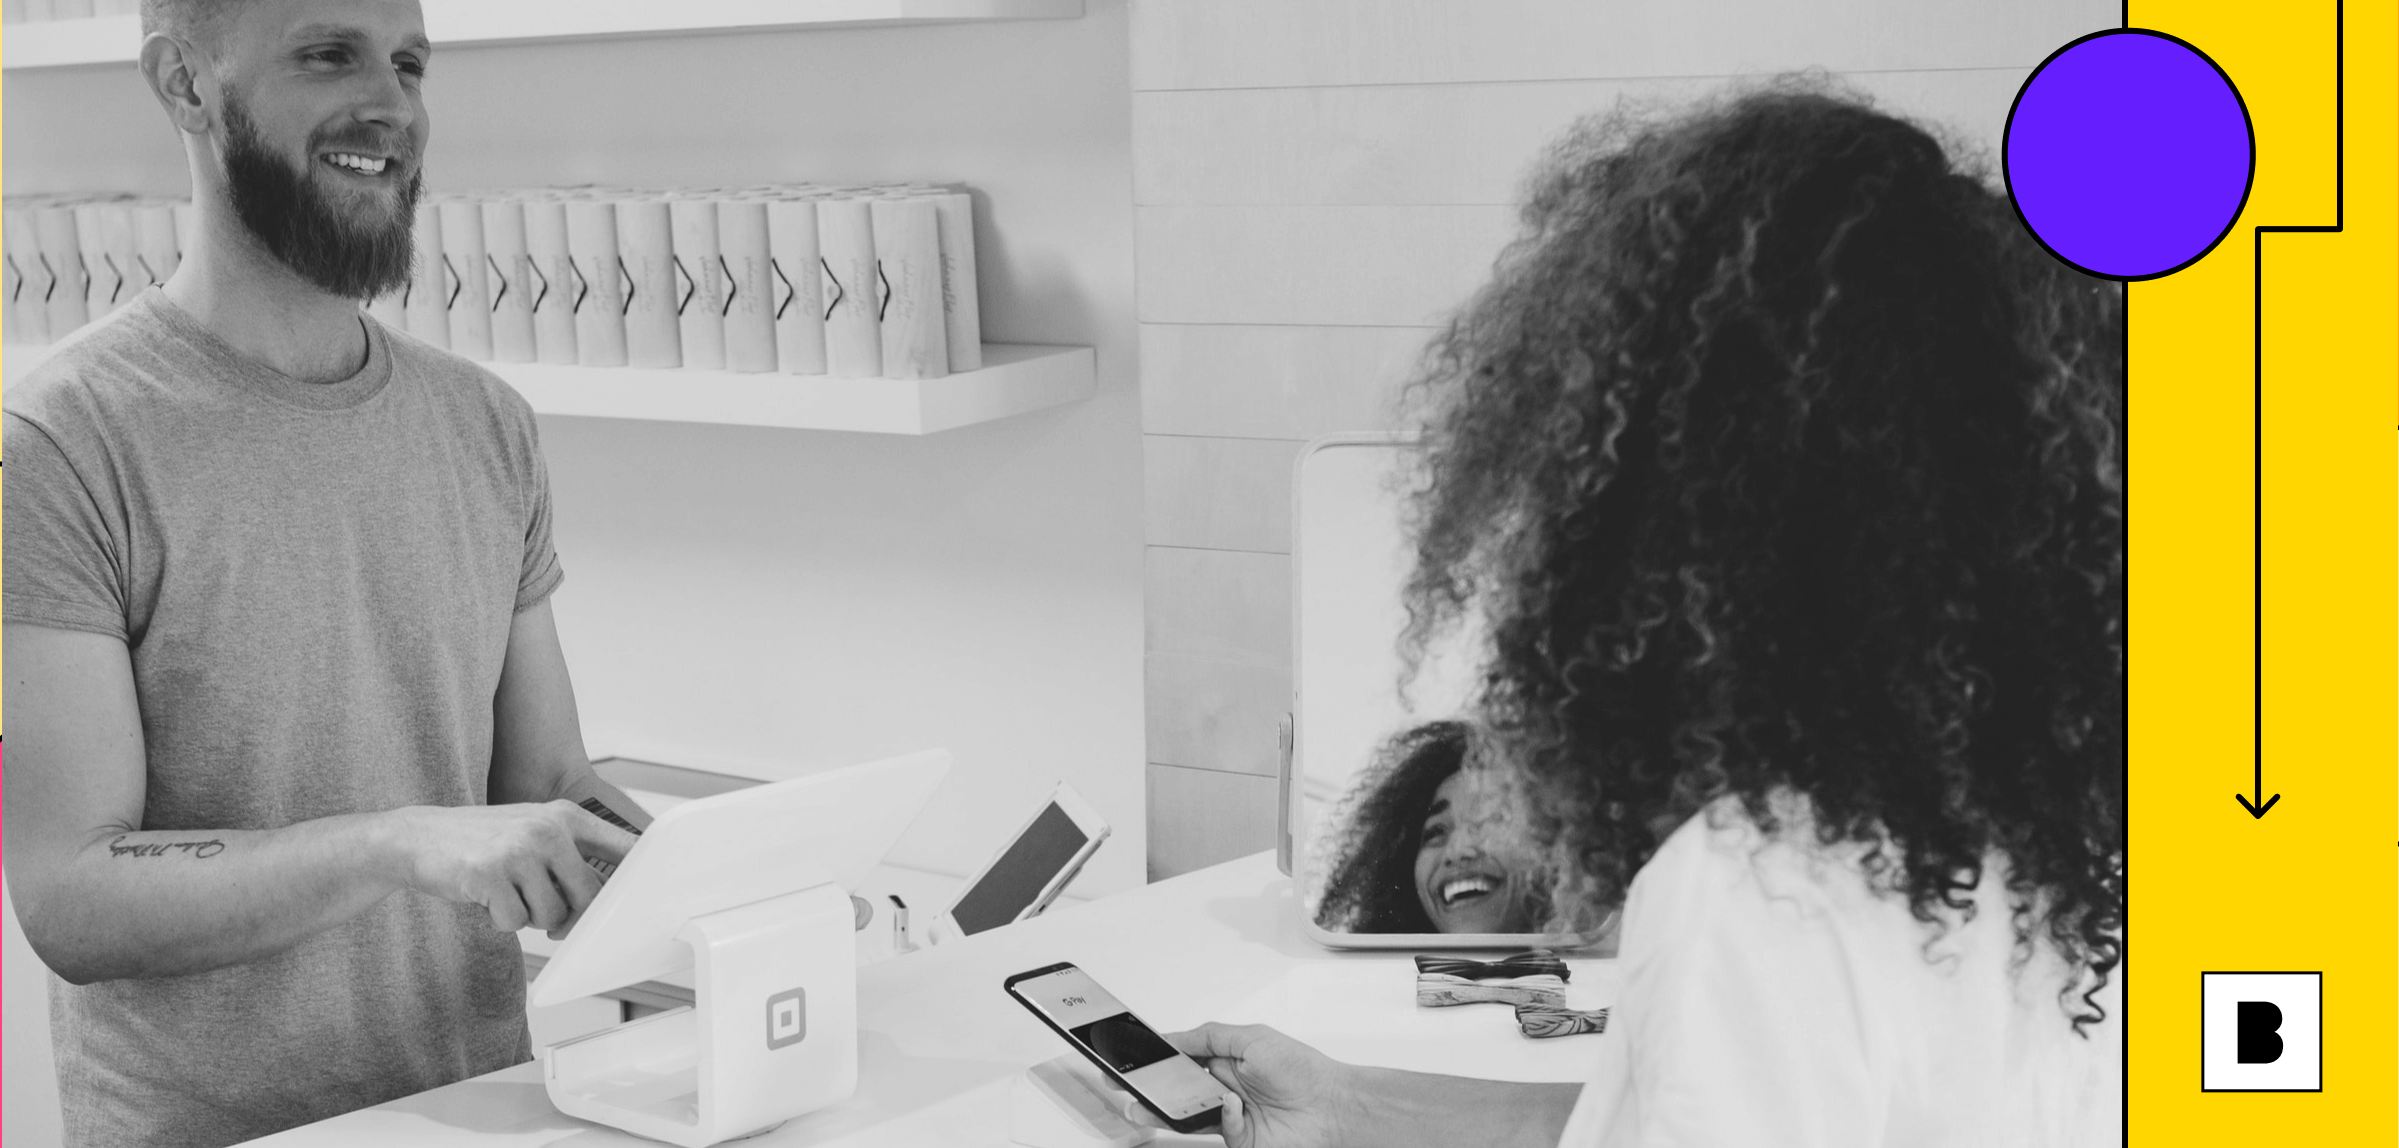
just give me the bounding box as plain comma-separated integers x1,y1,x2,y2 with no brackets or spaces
221,92,422,300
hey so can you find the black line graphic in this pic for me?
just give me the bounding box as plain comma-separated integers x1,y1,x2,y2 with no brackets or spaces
2241,0,2345,820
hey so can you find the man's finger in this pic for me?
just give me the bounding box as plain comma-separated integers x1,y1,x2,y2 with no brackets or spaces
516,865,570,932
549,848,605,911
548,900,588,942
544,852,606,939
559,804,639,865
486,886,531,933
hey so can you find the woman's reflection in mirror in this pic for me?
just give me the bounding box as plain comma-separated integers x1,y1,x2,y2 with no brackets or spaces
1312,721,1551,934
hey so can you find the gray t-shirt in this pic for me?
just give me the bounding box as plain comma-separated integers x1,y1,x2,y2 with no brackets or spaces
4,289,565,1148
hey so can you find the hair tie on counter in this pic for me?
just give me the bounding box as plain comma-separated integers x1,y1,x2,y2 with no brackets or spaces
1514,1003,1609,1039
1413,951,1571,982
1414,951,1570,1008
1417,974,1566,1009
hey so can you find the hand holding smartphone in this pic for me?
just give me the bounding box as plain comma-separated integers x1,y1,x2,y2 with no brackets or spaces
1005,962,1226,1134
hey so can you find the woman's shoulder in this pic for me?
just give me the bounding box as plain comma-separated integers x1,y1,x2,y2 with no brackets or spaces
1602,793,2119,1143
1622,791,2004,967
1624,790,2116,1037
1630,793,1858,911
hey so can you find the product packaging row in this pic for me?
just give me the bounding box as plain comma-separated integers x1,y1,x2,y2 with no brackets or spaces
5,183,986,381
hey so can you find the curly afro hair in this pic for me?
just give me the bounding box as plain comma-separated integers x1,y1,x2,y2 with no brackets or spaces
1312,721,1467,934
1400,83,2124,1027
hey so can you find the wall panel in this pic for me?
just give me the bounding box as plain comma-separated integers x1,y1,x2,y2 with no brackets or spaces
1139,323,1432,439
1135,68,2038,208
1143,435,1306,553
1137,205,1517,326
1145,547,1291,665
1145,653,1291,777
1132,0,2113,91
1146,764,1282,880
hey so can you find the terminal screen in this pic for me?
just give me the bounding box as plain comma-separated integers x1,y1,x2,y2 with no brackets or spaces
950,802,1087,935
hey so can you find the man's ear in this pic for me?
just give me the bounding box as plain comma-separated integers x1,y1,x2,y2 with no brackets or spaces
139,33,212,136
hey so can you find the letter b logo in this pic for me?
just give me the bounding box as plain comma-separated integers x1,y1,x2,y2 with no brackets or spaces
2203,972,2319,1091
2235,1001,2283,1063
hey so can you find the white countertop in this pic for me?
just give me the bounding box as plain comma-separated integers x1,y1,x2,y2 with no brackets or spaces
243,852,1615,1147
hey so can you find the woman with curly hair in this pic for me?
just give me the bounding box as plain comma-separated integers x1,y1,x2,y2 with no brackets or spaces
1312,720,1548,935
1161,84,2124,1148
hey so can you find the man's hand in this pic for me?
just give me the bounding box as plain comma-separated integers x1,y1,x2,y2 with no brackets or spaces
381,801,637,938
1161,1024,1360,1148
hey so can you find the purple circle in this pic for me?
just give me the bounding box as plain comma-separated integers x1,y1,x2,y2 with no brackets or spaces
2005,30,2253,280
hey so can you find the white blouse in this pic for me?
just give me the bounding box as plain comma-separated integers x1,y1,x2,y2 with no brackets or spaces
1557,795,2122,1147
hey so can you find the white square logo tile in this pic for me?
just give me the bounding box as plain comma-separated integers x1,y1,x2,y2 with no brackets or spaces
2201,972,2321,1091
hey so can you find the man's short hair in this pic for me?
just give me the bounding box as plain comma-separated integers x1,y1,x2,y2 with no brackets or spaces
141,0,241,50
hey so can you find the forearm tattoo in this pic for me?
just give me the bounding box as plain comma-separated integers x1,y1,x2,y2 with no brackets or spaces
107,835,226,860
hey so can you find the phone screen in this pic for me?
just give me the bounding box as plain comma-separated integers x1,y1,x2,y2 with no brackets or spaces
1009,965,1224,1127
951,803,1090,935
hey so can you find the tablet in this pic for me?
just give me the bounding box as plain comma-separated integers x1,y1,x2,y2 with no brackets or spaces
924,782,1108,944
530,748,950,1007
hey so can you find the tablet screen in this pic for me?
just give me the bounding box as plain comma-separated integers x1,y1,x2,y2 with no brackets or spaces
950,802,1088,935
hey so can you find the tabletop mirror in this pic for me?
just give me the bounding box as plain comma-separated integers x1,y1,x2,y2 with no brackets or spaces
1285,434,1606,952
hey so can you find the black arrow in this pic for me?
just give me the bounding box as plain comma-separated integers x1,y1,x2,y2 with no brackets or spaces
2236,789,2279,820
2242,0,2344,821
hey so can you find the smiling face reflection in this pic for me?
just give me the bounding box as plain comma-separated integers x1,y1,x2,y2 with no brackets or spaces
1413,771,1538,934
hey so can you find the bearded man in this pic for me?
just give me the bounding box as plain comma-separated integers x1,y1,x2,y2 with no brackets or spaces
3,2,654,1145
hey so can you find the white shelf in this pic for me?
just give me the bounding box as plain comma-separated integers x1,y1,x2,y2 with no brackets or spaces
3,0,1084,70
505,343,1094,434
2,341,1093,434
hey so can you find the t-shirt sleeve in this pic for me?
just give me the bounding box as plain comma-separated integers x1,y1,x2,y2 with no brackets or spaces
513,410,564,612
1575,827,1886,1147
3,411,131,639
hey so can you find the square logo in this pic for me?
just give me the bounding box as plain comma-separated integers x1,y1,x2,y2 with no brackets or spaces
2201,971,2321,1091
765,988,807,1050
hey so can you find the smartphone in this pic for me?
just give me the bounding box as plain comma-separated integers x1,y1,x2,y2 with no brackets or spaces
1004,962,1225,1134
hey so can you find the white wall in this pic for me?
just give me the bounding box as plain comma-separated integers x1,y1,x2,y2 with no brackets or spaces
5,8,1142,1144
